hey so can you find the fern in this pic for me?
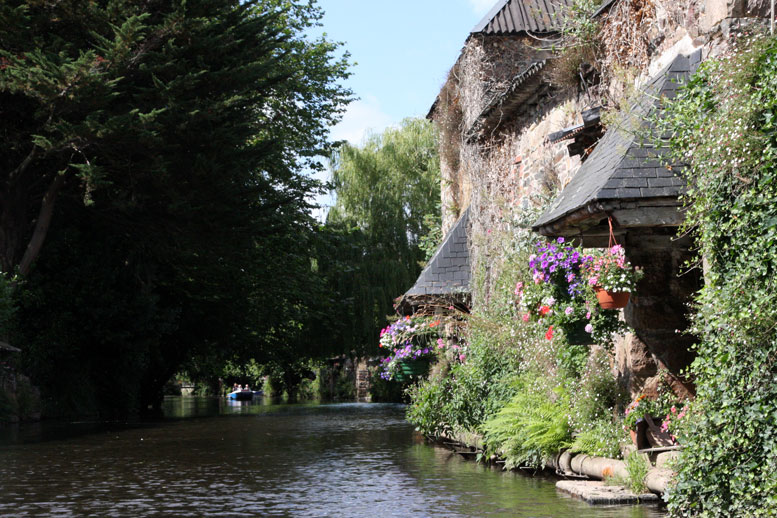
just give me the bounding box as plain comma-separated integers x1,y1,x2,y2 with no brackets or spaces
481,374,572,469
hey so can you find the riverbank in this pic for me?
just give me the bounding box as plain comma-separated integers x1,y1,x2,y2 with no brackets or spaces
436,430,675,504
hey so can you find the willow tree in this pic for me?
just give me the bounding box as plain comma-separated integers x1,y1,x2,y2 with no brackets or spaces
319,118,440,356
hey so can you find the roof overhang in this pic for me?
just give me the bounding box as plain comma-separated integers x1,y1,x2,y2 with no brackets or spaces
533,197,684,245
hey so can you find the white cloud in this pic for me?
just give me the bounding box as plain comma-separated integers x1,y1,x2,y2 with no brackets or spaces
329,96,395,146
468,0,495,16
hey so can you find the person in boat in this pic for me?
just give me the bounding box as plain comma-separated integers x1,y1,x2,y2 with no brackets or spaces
245,384,250,391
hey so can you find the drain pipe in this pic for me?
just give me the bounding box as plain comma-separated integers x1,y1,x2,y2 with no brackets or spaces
548,451,672,494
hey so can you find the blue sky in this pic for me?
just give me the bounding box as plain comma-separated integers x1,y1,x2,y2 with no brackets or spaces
316,0,494,144
310,0,494,217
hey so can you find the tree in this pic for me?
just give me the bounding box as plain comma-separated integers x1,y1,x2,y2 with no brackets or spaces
2,0,351,416
316,118,441,357
0,0,349,276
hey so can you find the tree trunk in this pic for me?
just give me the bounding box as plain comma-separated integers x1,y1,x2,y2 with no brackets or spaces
18,174,66,276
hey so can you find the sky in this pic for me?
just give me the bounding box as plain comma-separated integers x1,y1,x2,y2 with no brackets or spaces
309,0,496,217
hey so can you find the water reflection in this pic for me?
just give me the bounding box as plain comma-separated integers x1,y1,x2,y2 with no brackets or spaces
0,397,666,517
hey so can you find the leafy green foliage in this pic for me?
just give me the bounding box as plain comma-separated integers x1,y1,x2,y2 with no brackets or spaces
481,374,572,469
659,33,777,516
405,368,457,437
569,418,622,458
318,118,440,356
0,274,15,339
2,0,351,416
405,203,627,466
624,452,649,494
419,209,443,264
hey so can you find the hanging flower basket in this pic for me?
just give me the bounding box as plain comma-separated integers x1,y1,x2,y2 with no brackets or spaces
393,357,431,382
584,240,642,310
594,287,630,309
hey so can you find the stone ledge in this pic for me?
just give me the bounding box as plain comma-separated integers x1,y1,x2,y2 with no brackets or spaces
556,480,660,505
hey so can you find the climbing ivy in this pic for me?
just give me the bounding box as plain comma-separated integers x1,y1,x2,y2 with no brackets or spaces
660,33,777,516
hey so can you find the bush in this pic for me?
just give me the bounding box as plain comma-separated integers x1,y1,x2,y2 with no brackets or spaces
660,33,777,516
624,451,649,494
405,369,455,437
569,418,623,458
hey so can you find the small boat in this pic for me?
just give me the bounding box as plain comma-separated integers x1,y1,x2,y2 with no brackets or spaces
227,389,254,401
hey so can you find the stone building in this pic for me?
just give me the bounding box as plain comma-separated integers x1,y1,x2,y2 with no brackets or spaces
423,0,771,397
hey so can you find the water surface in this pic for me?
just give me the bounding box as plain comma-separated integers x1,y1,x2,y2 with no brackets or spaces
0,398,666,517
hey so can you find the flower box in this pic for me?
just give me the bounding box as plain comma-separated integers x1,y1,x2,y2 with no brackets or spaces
393,357,431,382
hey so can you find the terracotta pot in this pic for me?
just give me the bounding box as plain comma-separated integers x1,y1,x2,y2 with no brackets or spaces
629,429,638,446
594,287,630,309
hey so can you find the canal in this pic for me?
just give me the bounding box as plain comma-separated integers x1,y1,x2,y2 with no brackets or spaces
0,398,666,517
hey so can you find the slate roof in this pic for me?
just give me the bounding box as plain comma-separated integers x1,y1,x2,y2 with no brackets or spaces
471,0,574,35
532,50,702,234
404,208,470,298
465,60,548,142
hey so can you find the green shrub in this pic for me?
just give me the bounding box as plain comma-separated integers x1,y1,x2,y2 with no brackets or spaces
624,451,649,494
0,273,15,338
569,418,623,458
569,348,626,431
405,369,455,437
368,367,405,402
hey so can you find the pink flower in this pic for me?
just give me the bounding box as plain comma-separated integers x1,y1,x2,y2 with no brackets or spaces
436,338,445,349
522,313,530,322
588,276,598,286
564,307,574,315
584,323,593,333
585,311,591,319
459,354,466,362
514,282,524,296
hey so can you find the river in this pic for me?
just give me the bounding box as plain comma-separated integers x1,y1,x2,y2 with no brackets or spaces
0,398,666,517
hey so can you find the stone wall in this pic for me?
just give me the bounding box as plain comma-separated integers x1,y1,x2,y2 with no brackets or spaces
355,358,371,403
439,34,549,236
616,233,701,399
